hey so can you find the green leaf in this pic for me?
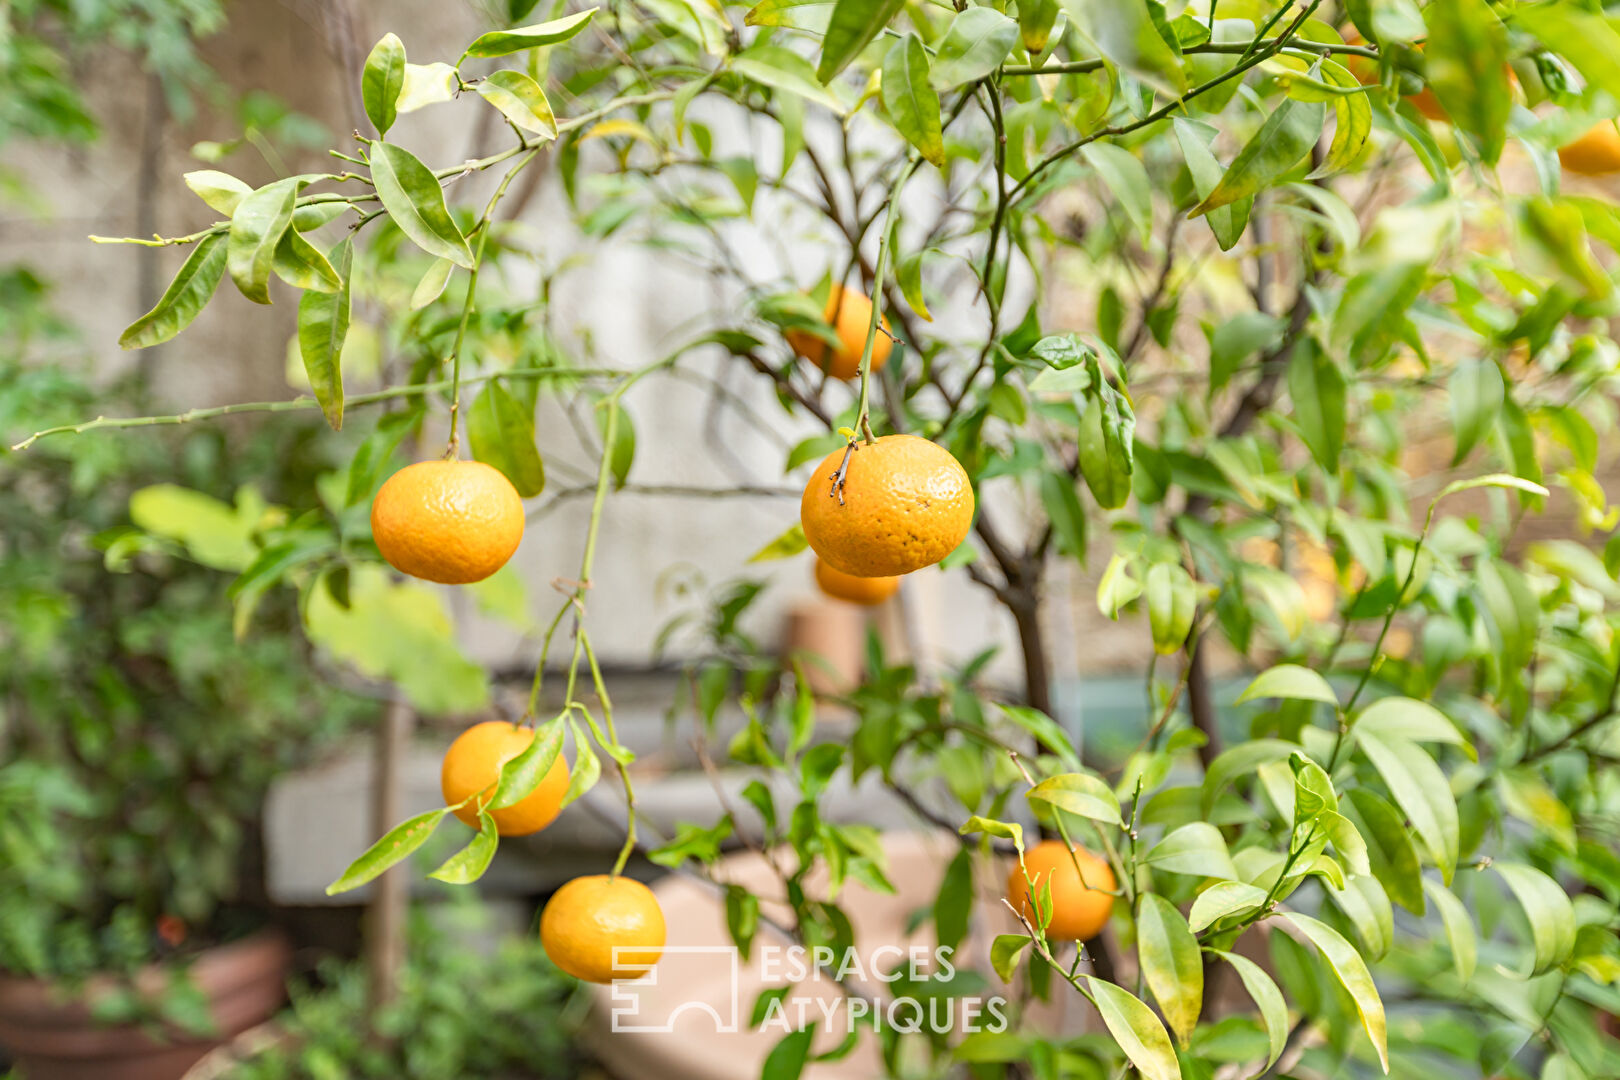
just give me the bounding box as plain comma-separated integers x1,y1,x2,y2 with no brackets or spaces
749,523,808,562
1191,98,1325,217
1137,893,1202,1046
490,718,565,809
1423,0,1510,164
561,717,602,807
468,381,546,497
362,33,406,136
1353,697,1470,752
734,43,847,114
934,847,974,950
1082,143,1153,246
296,238,352,431
1212,950,1288,1070
896,248,932,322
1236,664,1337,706
761,1025,814,1080
959,815,1024,852
1098,551,1143,619
293,201,348,232
1493,861,1576,976
815,0,905,83
325,808,448,894
369,141,474,268
1000,705,1080,770
1039,471,1088,559
129,484,260,571
1201,739,1296,815
596,401,636,490
428,810,500,883
119,233,228,349
1476,557,1538,674
1326,874,1393,959
1343,789,1426,914
397,62,458,113
1421,878,1476,985
1145,562,1196,656
1357,731,1458,884
1175,118,1250,251
1285,912,1389,1073
1080,976,1182,1080
1208,310,1281,394
990,934,1032,982
1017,0,1060,52
746,0,835,31
410,257,455,310
1077,358,1135,509
880,34,943,166
1305,59,1372,179
184,170,250,215
1516,1,1620,104
1287,339,1346,472
1434,472,1549,502
1320,811,1370,876
930,7,1020,90
1449,359,1505,465
1518,196,1612,301
476,70,557,138
463,8,598,58
1145,822,1237,879
1027,772,1123,825
227,178,298,305
1188,880,1268,932
726,884,760,958
272,226,342,292
1060,0,1186,95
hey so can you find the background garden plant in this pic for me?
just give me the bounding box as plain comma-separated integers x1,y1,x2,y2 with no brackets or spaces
7,0,1620,1078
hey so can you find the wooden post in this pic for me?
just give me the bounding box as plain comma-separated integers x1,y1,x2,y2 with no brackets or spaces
365,697,413,1015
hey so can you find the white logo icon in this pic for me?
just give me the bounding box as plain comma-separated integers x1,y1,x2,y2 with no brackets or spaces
609,946,742,1034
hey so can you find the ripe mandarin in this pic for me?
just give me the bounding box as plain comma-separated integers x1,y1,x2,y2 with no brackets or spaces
1559,123,1620,176
371,460,525,585
540,875,666,983
785,284,892,380
440,721,569,837
1007,840,1116,941
800,434,973,578
813,557,901,606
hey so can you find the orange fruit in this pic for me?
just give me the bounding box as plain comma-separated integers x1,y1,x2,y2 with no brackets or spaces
371,460,524,585
785,284,892,380
1007,840,1116,941
1343,37,1513,124
813,557,901,606
1559,122,1620,175
440,721,569,837
800,434,974,578
540,875,666,983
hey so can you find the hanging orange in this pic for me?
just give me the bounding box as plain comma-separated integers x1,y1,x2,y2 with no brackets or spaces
785,284,892,380
440,721,569,837
800,435,973,578
1007,841,1117,941
370,460,525,585
813,557,901,606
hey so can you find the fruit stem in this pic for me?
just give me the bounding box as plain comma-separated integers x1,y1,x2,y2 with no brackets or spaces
852,156,922,447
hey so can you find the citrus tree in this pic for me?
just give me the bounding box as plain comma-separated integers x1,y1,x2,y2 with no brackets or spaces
14,0,1620,1077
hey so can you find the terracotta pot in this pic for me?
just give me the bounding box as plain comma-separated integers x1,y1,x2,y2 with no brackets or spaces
0,930,291,1080
782,601,864,697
